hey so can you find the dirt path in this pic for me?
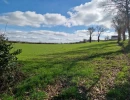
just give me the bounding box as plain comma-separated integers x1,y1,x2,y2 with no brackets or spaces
87,67,121,100
44,43,130,100
87,44,130,100
45,56,125,100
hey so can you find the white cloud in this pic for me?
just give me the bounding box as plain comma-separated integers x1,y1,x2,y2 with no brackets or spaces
4,30,86,43
102,31,117,37
67,0,113,28
4,29,116,43
0,11,68,27
0,0,117,43
0,0,114,28
43,13,67,26
0,11,44,27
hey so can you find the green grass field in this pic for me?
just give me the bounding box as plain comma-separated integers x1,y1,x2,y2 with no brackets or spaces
1,41,130,100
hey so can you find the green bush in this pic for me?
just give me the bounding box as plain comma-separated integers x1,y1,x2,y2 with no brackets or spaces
0,35,22,92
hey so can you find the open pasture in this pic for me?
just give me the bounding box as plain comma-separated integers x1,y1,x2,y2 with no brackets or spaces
1,41,130,100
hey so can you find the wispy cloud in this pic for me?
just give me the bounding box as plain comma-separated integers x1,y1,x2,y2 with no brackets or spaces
4,29,116,43
2,0,9,4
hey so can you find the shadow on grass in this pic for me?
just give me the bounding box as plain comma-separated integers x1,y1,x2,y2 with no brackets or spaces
118,41,130,54
52,86,88,100
106,41,130,100
106,83,130,100
15,41,122,99
52,74,102,100
79,41,117,49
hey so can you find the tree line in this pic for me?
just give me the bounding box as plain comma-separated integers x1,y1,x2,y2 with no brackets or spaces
87,25,106,43
87,0,130,43
106,0,130,43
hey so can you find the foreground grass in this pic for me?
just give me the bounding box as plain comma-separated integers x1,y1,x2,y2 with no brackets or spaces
1,41,130,100
106,41,130,100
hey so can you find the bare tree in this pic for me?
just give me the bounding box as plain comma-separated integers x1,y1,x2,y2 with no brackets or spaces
96,25,106,42
122,25,127,41
112,14,126,43
106,0,130,41
88,27,95,43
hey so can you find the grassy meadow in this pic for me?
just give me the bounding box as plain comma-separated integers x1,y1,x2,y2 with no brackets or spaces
1,41,130,100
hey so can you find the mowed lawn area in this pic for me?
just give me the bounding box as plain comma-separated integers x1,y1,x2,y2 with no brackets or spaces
1,41,130,100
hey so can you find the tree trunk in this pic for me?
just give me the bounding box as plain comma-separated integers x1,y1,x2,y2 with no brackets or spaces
122,31,126,41
128,27,130,40
118,31,121,43
89,36,91,43
117,29,121,43
126,26,130,43
98,36,100,42
126,0,130,40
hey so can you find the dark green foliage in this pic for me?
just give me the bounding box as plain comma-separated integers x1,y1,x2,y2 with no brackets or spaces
107,84,130,100
0,35,22,92
53,86,87,100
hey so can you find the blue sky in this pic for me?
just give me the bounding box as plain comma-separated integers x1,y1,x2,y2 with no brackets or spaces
0,0,90,15
0,0,116,43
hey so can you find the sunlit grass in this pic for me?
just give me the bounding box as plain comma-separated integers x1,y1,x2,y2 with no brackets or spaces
1,41,130,99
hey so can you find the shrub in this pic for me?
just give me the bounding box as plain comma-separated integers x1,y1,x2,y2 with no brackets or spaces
0,34,22,93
